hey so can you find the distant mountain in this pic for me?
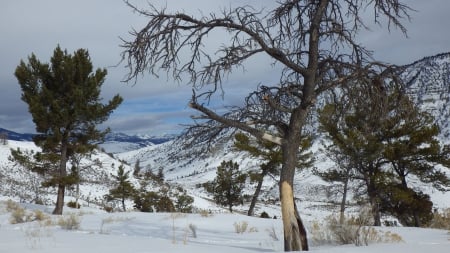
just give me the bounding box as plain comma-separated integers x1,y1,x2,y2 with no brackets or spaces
0,127,175,153
100,132,176,154
0,128,34,142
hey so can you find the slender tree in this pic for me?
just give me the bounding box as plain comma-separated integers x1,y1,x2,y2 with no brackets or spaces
133,159,142,177
234,133,281,216
234,132,313,216
14,46,123,214
106,164,136,212
121,1,411,250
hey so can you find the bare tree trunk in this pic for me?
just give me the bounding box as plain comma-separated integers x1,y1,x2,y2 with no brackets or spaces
247,174,265,216
339,177,349,225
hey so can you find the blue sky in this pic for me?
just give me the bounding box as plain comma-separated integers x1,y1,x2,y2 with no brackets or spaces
1,0,450,136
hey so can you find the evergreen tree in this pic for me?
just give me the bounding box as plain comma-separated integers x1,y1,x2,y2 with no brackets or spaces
106,164,136,212
381,91,450,226
234,132,313,216
319,80,400,226
133,159,141,177
175,191,194,213
319,81,450,226
211,160,247,213
14,45,123,214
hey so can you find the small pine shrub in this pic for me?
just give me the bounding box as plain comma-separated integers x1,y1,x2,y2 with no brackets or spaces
176,193,194,213
260,211,270,218
156,196,175,212
58,213,81,230
67,201,81,209
34,198,44,205
103,206,114,213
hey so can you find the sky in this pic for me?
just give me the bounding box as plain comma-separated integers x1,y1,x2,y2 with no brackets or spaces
1,0,450,136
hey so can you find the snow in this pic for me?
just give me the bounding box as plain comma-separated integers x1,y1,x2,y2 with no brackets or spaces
0,201,448,253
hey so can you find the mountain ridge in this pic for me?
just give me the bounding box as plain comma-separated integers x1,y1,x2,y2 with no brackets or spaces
0,127,175,153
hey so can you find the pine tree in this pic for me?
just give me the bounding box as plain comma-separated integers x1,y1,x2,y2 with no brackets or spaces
381,92,450,226
234,133,313,216
318,81,398,226
106,164,136,212
14,45,123,214
133,159,141,177
319,82,450,227
211,160,247,213
176,191,194,213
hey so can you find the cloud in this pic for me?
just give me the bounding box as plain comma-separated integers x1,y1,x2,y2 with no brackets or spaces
1,0,449,136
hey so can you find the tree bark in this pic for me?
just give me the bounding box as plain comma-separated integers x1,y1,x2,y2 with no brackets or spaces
339,177,349,225
53,184,66,215
53,142,68,215
280,113,309,251
247,178,263,216
248,172,266,216
368,185,381,226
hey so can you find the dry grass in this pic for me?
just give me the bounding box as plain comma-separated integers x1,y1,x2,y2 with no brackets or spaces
428,208,450,230
57,213,81,230
309,212,403,246
234,221,249,234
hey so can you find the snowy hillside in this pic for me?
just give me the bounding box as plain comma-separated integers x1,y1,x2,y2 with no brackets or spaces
401,52,450,140
0,140,138,208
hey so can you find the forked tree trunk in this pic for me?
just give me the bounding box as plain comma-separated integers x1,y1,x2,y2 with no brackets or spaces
280,122,309,251
280,181,309,251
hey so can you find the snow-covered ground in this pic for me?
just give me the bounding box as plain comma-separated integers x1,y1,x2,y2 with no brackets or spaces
1,138,449,252
0,200,448,253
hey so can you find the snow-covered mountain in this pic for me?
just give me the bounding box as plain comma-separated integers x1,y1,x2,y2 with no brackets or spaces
99,132,175,154
401,52,450,139
0,128,174,154
0,128,34,142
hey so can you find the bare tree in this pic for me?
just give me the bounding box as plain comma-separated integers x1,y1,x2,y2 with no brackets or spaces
121,1,410,251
